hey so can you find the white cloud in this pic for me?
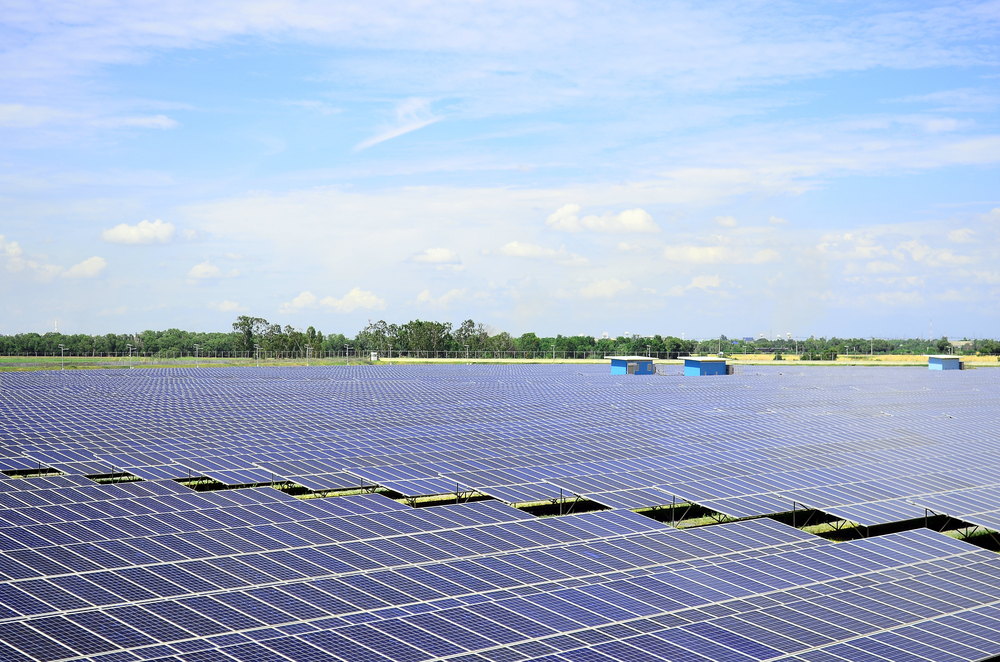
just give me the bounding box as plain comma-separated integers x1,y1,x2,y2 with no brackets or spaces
973,271,1000,284
866,260,901,274
413,247,464,269
750,249,780,264
355,98,439,151
62,256,106,279
0,104,72,127
981,208,1000,223
0,104,178,130
715,215,738,227
497,241,588,266
947,228,976,243
690,275,721,289
213,300,246,312
416,288,466,308
224,252,245,260
0,234,62,280
187,260,222,280
500,242,556,258
663,245,729,263
580,279,631,298
666,274,722,296
663,244,780,264
283,100,341,116
818,233,887,259
102,219,175,244
547,205,659,233
321,288,386,313
94,115,178,129
546,204,582,232
279,291,319,313
97,305,128,316
769,216,789,225
931,250,974,266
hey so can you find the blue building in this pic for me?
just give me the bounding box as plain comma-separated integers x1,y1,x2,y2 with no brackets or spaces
608,356,655,375
927,355,962,371
684,356,730,376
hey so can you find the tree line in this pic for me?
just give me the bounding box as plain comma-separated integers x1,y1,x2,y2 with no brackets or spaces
1,315,997,357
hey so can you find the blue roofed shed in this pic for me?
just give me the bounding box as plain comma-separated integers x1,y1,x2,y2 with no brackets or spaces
608,356,655,375
927,355,962,371
684,356,730,376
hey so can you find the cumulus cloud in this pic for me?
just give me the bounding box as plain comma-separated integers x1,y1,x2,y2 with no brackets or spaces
279,288,385,313
279,291,319,313
769,216,789,225
416,288,467,308
666,275,722,296
662,245,780,264
818,233,887,259
715,216,738,227
211,300,246,312
896,241,975,266
413,247,463,270
497,241,588,266
580,279,631,298
947,228,976,243
546,204,659,233
187,260,222,280
413,247,459,263
102,219,175,244
62,256,106,279
321,288,385,313
980,208,1000,223
0,235,62,280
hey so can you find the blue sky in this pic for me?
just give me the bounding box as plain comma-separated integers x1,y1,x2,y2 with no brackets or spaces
2,1,999,340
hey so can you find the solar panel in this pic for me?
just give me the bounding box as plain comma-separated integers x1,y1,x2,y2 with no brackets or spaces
0,365,999,661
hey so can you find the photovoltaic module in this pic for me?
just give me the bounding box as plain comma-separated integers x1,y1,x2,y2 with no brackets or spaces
0,364,998,661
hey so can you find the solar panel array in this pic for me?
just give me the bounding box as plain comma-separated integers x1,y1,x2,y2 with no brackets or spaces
0,364,998,661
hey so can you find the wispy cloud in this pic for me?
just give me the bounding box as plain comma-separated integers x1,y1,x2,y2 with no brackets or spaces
355,98,440,151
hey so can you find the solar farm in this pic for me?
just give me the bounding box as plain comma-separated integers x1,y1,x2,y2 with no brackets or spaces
0,364,999,662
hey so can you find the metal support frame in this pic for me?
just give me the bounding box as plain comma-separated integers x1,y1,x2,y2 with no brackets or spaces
547,490,581,515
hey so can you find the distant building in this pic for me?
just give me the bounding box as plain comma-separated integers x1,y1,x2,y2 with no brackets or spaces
608,356,654,376
684,356,730,376
927,355,962,371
